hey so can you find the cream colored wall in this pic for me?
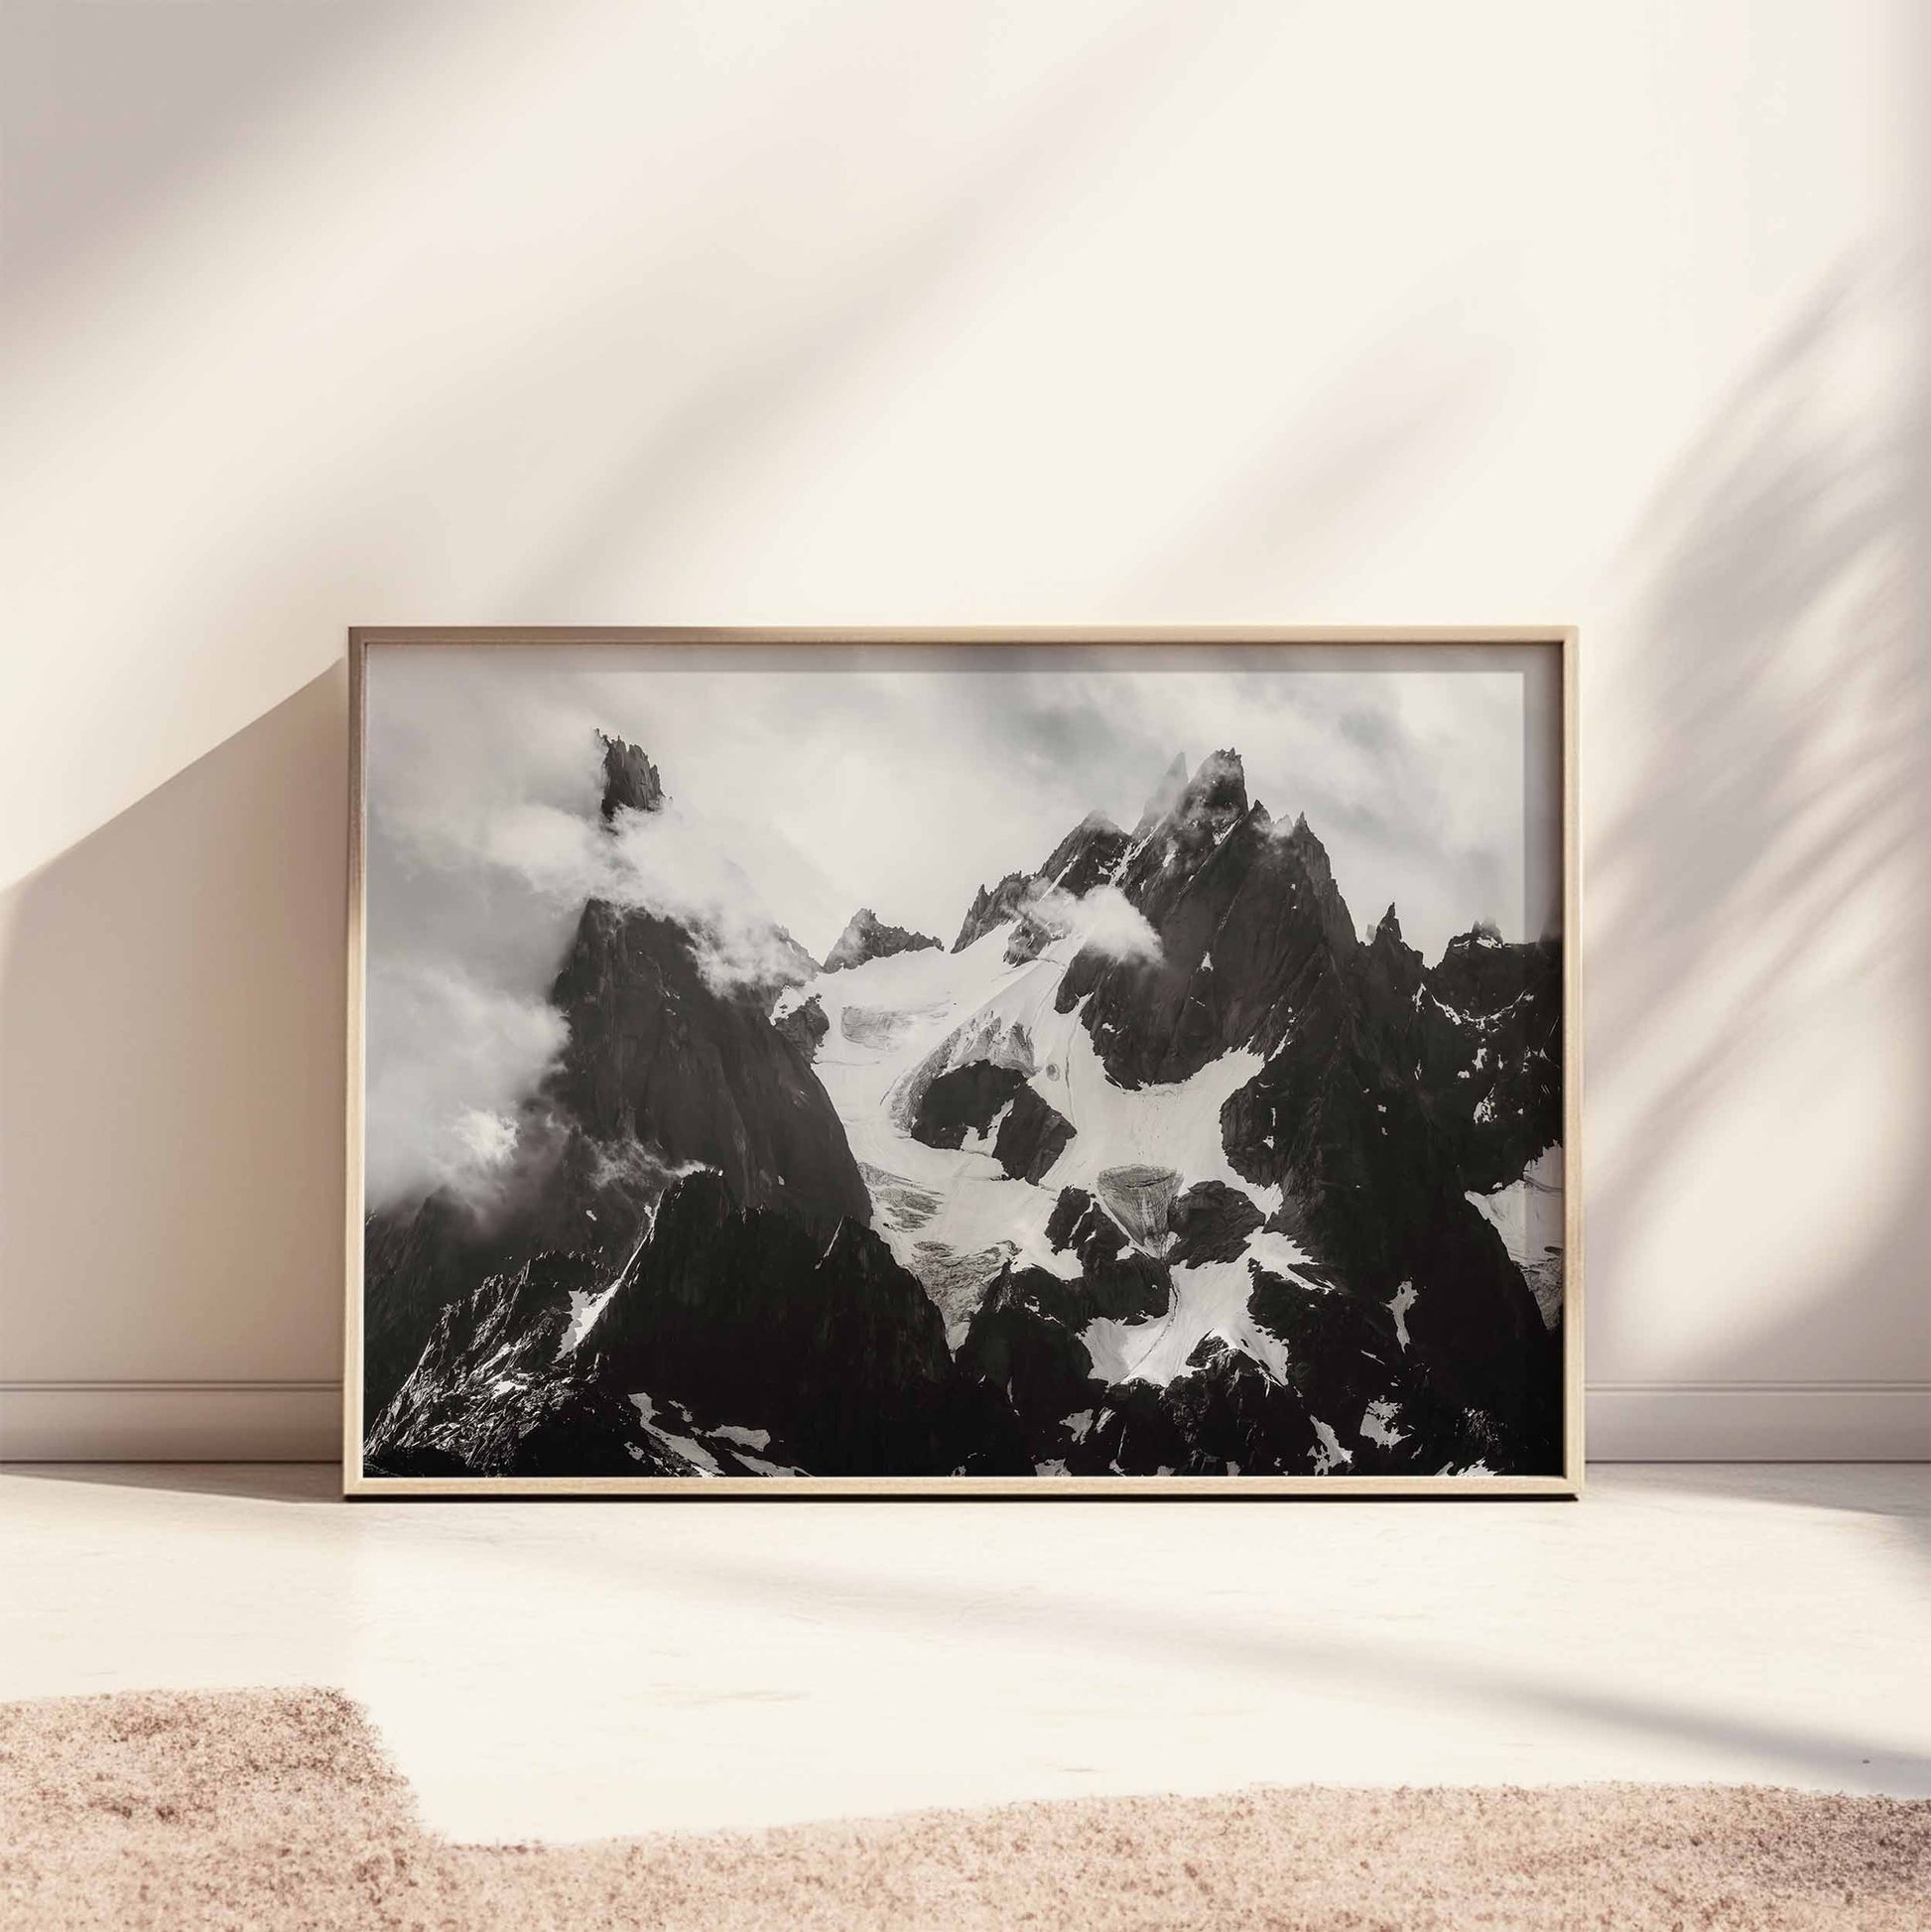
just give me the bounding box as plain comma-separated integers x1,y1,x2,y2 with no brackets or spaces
1,0,1924,1460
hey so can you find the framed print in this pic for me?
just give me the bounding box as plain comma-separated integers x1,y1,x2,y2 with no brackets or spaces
344,629,1581,1496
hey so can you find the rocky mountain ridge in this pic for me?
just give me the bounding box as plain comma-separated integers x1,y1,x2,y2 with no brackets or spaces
361,734,864,1425
824,908,943,972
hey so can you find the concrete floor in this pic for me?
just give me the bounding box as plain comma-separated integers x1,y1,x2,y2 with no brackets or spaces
0,1463,1924,1844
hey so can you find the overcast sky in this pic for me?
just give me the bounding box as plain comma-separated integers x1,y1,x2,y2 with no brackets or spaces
363,641,1560,1208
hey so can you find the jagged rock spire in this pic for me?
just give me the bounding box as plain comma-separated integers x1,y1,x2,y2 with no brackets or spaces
824,908,942,973
953,872,1038,953
1039,811,1129,894
1183,748,1248,819
597,731,664,820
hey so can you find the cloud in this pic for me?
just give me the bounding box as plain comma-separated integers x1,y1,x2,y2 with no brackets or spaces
368,655,818,994
603,805,816,994
362,652,825,1213
1071,883,1163,960
364,959,569,1211
359,642,1551,1214
370,641,1543,964
1023,881,1162,963
398,780,815,995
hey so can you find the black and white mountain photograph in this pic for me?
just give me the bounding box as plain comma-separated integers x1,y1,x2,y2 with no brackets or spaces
358,641,1566,1484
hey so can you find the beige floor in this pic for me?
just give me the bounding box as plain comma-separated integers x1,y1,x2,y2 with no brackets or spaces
0,1464,1924,1845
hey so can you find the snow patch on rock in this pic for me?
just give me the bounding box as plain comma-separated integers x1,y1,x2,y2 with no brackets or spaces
1468,1142,1564,1328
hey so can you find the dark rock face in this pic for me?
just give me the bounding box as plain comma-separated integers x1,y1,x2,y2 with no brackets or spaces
369,891,869,1393
363,732,870,1442
1247,1269,1406,1438
823,908,943,973
953,872,1039,952
1214,994,1557,1469
1166,1181,1265,1266
773,993,829,1060
546,899,870,1234
362,1189,499,1430
993,1086,1076,1185
1038,812,1130,895
1044,1185,1098,1252
1043,1187,1171,1321
370,1171,1032,1479
1115,750,1251,902
1359,905,1423,1027
956,1268,1108,1459
598,732,664,818
360,1111,707,1429
1088,1350,1323,1479
1057,775,1360,1094
944,1244,1445,1475
591,1172,990,1475
954,1242,1514,1479
366,1252,647,1478
1422,929,1562,1192
910,1061,1026,1150
909,1062,1075,1185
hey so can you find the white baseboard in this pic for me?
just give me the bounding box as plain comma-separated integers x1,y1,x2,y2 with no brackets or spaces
1586,1382,1929,1462
0,1382,341,1462
2,1380,1925,1465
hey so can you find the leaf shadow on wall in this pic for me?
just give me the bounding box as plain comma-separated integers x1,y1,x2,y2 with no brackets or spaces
1588,258,1931,1458
0,669,348,1389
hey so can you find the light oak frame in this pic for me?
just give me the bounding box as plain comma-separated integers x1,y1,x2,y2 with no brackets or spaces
343,628,1583,1499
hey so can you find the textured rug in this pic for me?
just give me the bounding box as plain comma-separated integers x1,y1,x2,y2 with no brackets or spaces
1,1690,1925,1930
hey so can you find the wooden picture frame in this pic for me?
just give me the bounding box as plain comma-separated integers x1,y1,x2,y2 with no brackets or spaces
344,628,1582,1497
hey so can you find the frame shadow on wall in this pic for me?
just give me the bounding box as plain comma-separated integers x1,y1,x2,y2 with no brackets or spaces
0,668,348,1418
